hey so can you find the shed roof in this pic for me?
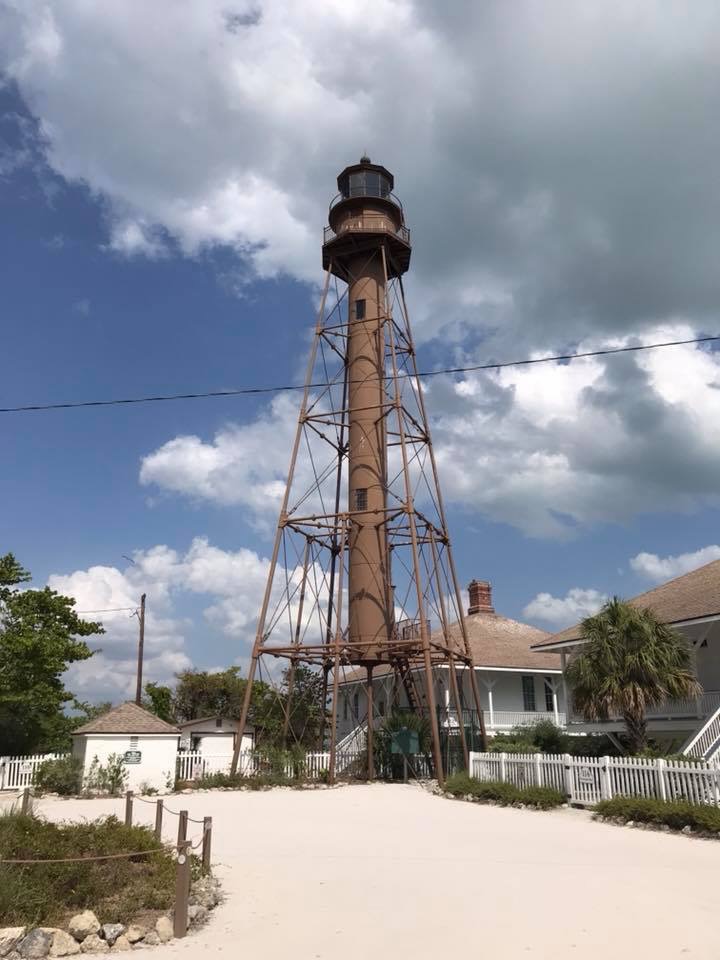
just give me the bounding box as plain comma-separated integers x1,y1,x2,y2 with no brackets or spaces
533,558,720,650
177,716,254,732
73,701,180,735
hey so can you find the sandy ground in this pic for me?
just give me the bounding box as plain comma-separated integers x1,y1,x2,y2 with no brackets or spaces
29,784,719,960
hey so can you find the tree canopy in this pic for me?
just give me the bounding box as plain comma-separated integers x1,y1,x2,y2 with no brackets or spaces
143,664,327,748
565,597,701,753
0,552,103,754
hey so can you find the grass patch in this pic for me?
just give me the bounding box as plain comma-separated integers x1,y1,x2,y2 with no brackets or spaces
0,812,177,927
444,773,565,809
594,796,720,835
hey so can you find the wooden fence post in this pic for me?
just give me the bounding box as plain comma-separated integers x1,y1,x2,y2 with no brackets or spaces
174,840,191,938
177,810,188,848
499,752,507,783
21,787,30,815
534,753,542,788
656,758,667,802
202,817,213,874
124,791,134,827
154,799,164,840
563,754,574,800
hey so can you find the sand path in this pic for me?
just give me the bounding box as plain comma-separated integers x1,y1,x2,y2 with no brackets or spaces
35,783,718,959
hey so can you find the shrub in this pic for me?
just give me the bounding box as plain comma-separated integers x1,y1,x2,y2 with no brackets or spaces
595,796,720,834
195,770,296,790
35,756,83,796
0,812,176,926
84,753,128,795
445,773,565,809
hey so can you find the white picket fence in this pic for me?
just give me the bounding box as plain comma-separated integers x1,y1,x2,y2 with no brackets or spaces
175,749,366,782
0,754,67,790
469,751,720,806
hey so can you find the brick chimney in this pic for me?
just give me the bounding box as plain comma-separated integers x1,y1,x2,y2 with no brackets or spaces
468,579,494,615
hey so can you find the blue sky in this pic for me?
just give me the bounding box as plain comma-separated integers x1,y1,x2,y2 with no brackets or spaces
3,1,720,700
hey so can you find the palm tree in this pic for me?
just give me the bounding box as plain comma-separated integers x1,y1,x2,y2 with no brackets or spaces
565,597,701,754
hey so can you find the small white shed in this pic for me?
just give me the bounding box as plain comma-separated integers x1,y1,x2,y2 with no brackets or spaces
177,716,255,758
72,701,180,793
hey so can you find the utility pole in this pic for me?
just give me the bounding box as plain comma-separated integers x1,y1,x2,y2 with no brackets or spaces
135,593,146,706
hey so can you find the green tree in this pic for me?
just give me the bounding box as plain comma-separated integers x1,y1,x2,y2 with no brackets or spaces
0,553,103,754
173,667,247,721
151,667,285,746
143,682,175,723
281,664,327,748
565,597,701,754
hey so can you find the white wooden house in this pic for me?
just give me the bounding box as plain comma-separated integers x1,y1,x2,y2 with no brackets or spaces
72,701,180,793
532,558,720,760
177,716,255,758
337,580,566,745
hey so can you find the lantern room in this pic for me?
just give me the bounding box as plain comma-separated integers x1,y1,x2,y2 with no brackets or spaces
322,156,411,280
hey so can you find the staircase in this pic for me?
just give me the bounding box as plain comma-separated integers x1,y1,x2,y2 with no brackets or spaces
395,657,421,712
334,721,367,775
681,704,720,762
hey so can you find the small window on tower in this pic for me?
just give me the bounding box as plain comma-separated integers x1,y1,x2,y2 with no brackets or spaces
355,488,368,511
355,299,366,320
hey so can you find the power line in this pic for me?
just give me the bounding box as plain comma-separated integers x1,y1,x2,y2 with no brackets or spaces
1,333,717,415
74,606,138,614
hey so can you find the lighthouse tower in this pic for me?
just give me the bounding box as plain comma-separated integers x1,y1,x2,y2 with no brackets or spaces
231,158,485,785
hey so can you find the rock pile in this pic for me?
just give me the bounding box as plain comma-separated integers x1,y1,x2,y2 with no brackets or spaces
0,876,222,957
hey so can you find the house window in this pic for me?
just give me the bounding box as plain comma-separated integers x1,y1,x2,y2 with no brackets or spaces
355,298,366,320
353,691,359,716
130,735,139,749
215,717,222,728
343,696,348,721
544,678,554,712
522,676,536,712
379,699,386,717
355,488,368,511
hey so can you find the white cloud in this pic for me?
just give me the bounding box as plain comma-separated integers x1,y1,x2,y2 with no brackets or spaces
3,1,720,343
630,545,720,583
140,325,720,537
523,588,607,629
48,537,274,701
107,219,167,258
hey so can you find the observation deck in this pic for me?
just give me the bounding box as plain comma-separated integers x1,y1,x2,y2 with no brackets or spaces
322,157,412,280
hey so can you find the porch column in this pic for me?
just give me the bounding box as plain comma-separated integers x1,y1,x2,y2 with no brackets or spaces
560,652,571,721
480,677,496,731
548,678,560,725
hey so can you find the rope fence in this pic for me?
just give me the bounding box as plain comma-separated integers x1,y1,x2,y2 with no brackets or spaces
2,788,214,940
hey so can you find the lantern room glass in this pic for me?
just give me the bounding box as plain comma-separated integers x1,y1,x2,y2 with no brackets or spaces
342,170,392,199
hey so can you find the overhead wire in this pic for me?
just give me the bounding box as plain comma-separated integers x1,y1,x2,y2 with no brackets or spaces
1,334,717,414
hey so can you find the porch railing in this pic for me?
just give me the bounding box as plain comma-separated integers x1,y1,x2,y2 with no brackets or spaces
569,690,720,724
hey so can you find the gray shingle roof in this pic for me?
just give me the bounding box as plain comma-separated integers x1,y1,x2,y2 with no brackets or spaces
341,610,558,682
533,558,720,650
72,701,180,735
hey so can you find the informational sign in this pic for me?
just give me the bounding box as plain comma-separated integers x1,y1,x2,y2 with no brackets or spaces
578,765,594,784
391,728,420,755
123,750,142,764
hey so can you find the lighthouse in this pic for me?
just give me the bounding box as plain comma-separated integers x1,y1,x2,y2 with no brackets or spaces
231,159,485,785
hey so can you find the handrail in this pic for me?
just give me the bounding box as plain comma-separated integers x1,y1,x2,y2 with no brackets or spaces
329,190,403,212
682,703,720,759
324,220,411,245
